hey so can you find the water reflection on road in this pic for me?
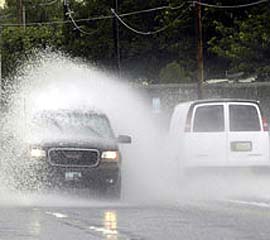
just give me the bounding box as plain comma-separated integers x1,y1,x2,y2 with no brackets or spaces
89,210,119,240
104,211,118,240
28,209,42,237
2,193,270,240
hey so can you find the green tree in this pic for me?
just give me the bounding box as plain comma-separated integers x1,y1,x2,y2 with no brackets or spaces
207,3,270,80
159,61,191,83
1,25,63,80
2,0,269,84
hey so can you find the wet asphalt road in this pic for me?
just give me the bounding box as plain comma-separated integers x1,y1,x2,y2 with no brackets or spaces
2,196,270,240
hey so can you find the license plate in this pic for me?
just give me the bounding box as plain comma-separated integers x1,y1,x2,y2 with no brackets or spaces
231,142,252,152
65,172,82,181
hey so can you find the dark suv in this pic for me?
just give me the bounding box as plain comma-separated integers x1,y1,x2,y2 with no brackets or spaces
17,109,131,198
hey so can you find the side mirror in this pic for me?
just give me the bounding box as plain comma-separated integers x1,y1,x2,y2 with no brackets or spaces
117,135,132,144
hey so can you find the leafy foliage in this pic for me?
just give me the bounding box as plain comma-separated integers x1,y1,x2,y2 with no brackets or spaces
2,26,63,77
160,61,191,83
208,7,270,80
0,0,269,83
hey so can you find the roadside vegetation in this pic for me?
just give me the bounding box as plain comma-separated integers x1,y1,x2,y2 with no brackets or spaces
0,0,270,84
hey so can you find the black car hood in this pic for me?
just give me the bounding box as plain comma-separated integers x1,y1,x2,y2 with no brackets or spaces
27,135,119,150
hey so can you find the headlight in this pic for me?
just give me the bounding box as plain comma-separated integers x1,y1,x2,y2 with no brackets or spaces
101,151,119,161
30,148,46,158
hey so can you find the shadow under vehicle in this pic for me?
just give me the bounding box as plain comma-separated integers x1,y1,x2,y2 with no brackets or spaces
16,109,131,199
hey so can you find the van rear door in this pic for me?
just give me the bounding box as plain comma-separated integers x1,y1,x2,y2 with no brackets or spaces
227,102,270,166
185,103,227,166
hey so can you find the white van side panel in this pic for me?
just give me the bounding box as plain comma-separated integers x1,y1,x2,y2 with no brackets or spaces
169,103,192,167
169,103,192,134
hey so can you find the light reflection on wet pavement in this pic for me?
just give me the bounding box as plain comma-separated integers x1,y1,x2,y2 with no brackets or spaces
2,198,270,240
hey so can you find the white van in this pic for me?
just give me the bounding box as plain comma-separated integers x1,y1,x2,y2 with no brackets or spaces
169,99,270,168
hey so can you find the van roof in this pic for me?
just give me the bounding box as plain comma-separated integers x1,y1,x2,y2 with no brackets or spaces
173,98,260,114
175,98,259,108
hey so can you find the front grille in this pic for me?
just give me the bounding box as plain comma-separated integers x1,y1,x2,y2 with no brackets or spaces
48,148,100,167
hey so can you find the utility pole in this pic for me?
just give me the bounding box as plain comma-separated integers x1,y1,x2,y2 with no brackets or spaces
0,25,2,102
22,4,26,30
63,0,70,45
195,0,204,99
17,0,23,25
63,0,69,19
17,0,26,29
112,0,121,78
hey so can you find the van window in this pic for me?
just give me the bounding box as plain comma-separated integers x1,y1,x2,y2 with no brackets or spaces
193,105,224,132
229,104,261,132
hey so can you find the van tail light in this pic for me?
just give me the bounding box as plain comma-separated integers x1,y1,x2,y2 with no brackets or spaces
262,116,269,131
185,110,192,132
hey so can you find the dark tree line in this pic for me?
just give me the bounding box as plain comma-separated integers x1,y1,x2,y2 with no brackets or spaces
0,0,270,84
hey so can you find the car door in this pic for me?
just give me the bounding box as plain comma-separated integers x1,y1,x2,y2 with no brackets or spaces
184,103,227,167
227,102,270,166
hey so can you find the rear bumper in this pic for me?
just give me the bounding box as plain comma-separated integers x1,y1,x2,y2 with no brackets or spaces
183,166,270,177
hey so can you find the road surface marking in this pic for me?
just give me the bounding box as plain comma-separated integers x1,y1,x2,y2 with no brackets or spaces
46,211,68,218
89,226,118,235
226,199,270,208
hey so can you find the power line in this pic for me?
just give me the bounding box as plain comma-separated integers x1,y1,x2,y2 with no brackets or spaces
0,14,13,20
23,0,59,8
0,3,189,27
193,0,269,9
111,6,191,36
67,2,188,36
1,16,109,27
66,10,100,36
39,0,59,6
119,2,187,17
6,1,267,29
1,19,69,26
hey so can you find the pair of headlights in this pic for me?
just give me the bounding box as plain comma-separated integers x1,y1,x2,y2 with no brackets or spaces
30,148,119,161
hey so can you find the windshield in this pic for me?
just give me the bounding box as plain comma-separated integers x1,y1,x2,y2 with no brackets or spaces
29,111,114,139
